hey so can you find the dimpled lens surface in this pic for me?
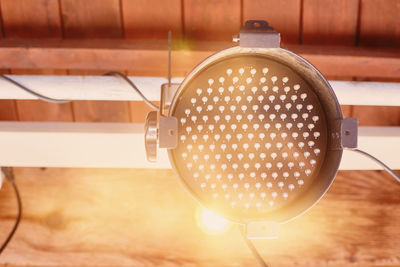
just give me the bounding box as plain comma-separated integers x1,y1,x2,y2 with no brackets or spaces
170,55,327,221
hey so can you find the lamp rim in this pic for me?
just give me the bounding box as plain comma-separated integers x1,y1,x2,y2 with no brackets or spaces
168,46,343,224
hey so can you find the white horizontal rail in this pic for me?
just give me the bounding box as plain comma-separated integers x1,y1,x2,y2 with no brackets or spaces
0,75,399,106
0,122,398,170
0,75,181,101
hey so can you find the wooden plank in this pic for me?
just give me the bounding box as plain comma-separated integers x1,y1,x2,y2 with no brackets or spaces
0,0,62,38
0,70,18,121
351,78,400,126
359,0,400,47
329,77,354,118
183,0,241,41
302,0,359,45
353,106,400,126
0,167,399,266
356,1,400,126
72,100,130,122
60,1,129,122
122,0,182,39
341,105,353,118
0,39,399,79
0,2,19,121
243,0,301,44
69,70,130,122
0,100,18,121
0,0,72,122
15,100,73,122
129,101,159,123
11,70,73,122
60,0,123,38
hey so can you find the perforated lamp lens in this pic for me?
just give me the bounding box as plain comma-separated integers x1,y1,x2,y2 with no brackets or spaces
168,47,343,223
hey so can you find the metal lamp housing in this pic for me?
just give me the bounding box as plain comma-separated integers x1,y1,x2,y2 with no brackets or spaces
168,46,346,223
146,20,357,227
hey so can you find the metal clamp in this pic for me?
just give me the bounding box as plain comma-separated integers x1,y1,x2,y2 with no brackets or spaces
341,118,358,149
158,83,178,149
246,221,279,239
238,20,280,48
144,84,179,161
160,83,180,114
329,118,358,150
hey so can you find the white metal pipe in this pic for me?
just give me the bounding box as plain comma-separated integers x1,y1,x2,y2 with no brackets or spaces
0,122,398,170
0,75,183,101
0,75,399,106
330,81,400,106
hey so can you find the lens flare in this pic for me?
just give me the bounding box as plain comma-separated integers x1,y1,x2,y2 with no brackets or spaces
197,207,230,234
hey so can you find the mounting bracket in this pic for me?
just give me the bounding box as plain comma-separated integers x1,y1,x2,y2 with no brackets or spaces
246,221,279,239
238,20,281,48
144,83,179,162
341,118,358,149
144,32,179,162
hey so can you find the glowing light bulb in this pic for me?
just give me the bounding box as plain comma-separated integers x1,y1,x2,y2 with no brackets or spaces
198,208,229,234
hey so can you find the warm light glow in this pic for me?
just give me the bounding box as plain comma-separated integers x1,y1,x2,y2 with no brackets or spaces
197,207,230,234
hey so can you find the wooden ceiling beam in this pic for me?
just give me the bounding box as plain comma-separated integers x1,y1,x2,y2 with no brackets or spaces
0,39,399,78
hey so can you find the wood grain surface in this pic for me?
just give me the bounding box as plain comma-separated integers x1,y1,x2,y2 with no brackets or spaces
122,0,182,40
0,39,399,78
61,0,130,123
359,0,400,47
0,1,399,266
0,99,18,121
129,101,159,123
68,70,131,123
243,0,301,44
0,0,73,122
0,0,62,38
183,0,241,41
0,168,399,266
11,69,73,122
0,70,17,121
302,0,359,45
60,0,123,39
354,0,400,125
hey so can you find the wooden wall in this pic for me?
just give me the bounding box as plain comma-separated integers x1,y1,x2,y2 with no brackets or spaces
0,0,398,124
0,0,399,266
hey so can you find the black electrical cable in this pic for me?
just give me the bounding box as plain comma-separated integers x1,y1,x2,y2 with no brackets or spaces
0,74,70,104
350,148,400,183
239,225,269,267
0,167,22,256
0,73,160,110
105,71,160,111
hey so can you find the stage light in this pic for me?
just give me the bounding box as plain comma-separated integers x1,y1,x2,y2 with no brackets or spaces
145,20,357,228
